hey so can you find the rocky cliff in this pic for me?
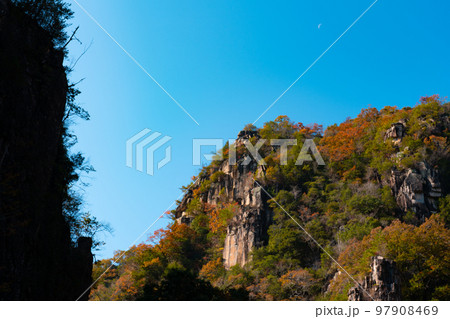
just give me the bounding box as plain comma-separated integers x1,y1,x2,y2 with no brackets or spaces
176,131,272,269
348,256,401,301
384,122,443,221
389,161,442,220
0,0,92,300
176,118,447,273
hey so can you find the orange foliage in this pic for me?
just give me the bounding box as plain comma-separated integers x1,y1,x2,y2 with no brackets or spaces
158,224,198,251
199,257,224,283
113,272,140,300
319,118,371,162
209,209,221,234
295,122,323,138
209,203,237,234
319,107,380,161
147,228,169,245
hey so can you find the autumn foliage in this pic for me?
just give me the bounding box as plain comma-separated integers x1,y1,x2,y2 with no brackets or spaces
91,96,450,301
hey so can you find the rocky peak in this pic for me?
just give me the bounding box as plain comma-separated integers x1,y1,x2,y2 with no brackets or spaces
176,130,271,269
348,256,401,301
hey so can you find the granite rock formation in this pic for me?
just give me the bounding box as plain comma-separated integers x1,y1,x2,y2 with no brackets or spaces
176,131,272,269
348,256,401,301
384,120,443,221
389,162,442,221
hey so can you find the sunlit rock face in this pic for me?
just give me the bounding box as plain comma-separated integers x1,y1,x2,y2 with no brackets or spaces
389,162,442,221
222,184,271,269
348,256,401,301
383,120,442,221
384,121,406,145
176,131,272,269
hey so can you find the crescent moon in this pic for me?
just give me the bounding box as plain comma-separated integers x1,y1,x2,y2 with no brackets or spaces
318,23,322,29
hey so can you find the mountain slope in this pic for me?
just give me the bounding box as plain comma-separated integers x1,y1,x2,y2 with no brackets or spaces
91,96,450,301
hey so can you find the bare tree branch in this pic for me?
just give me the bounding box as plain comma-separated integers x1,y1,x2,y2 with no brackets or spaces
62,26,80,49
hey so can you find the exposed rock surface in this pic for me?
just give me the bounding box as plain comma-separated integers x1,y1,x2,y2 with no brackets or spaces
0,0,92,300
348,256,401,301
384,121,406,145
389,162,442,220
222,182,271,268
176,131,272,269
383,120,442,221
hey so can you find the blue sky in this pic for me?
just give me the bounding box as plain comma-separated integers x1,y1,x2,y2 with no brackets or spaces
66,0,450,259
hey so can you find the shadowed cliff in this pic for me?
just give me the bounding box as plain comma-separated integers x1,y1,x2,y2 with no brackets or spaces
0,0,92,300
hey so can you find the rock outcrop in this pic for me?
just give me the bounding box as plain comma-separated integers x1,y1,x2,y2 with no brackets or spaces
222,182,271,268
384,120,443,221
348,256,401,301
384,121,406,145
176,131,272,269
390,162,442,220
0,0,92,300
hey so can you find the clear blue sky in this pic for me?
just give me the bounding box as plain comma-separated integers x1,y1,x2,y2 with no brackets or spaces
66,0,450,259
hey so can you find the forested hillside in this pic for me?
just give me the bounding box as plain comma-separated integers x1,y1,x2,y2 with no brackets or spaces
91,96,450,301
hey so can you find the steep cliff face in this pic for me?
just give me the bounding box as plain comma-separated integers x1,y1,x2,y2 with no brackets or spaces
0,0,92,300
348,256,401,301
389,161,442,220
220,165,270,269
384,122,443,221
176,131,272,269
